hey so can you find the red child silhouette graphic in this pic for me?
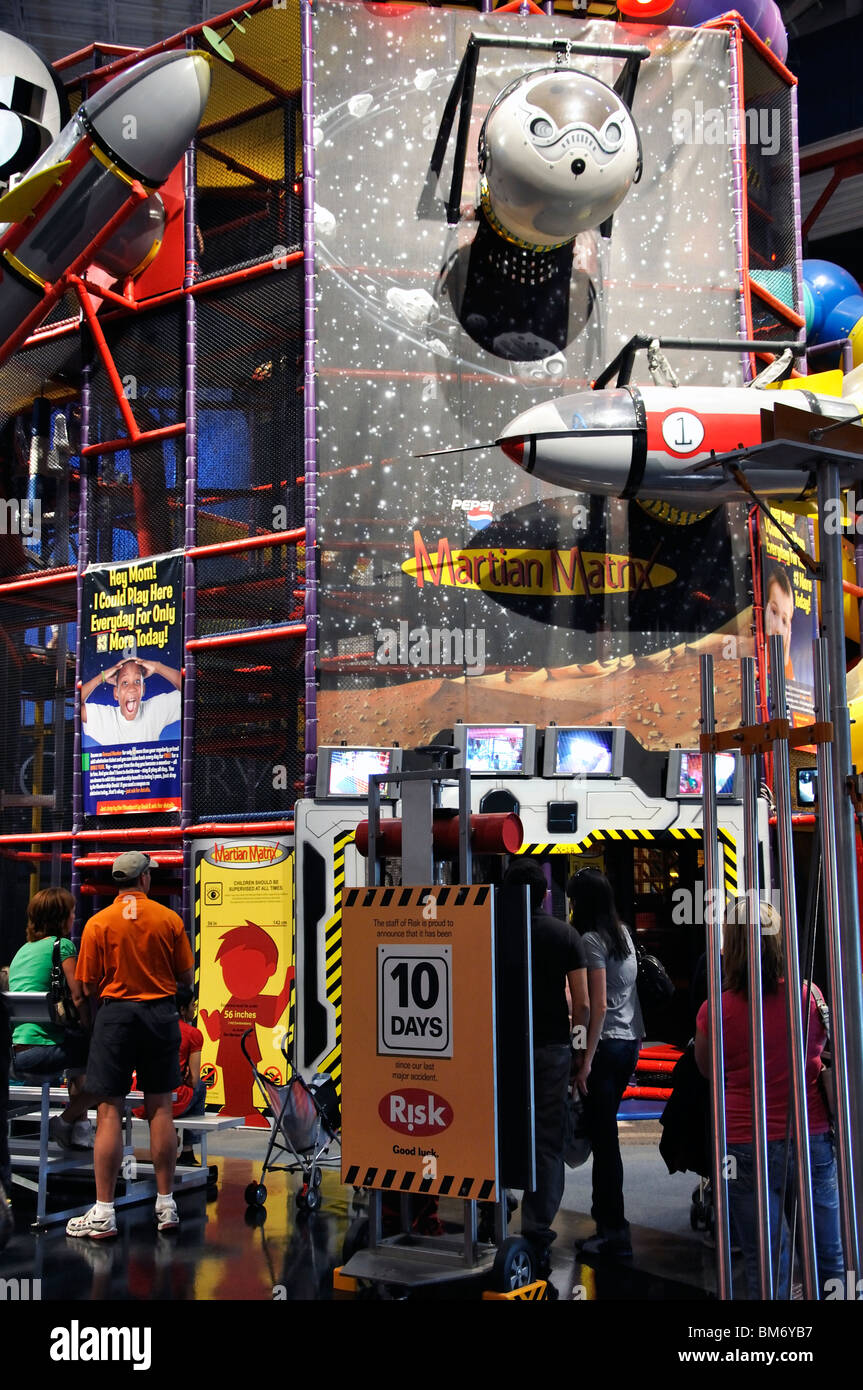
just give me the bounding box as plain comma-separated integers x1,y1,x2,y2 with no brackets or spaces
200,920,294,1126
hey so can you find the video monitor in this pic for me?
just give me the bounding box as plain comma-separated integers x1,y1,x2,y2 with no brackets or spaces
542,726,625,779
451,723,536,776
797,767,818,806
315,745,402,799
666,749,741,801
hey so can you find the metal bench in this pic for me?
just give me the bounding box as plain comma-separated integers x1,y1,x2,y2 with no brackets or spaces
5,991,209,1227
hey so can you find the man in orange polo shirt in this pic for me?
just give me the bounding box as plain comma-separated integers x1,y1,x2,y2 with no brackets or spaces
66,851,194,1239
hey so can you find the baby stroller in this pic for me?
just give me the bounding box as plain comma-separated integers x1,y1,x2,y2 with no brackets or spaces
240,1029,340,1215
658,1041,713,1237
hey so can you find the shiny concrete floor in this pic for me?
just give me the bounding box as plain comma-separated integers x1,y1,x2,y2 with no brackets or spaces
1,1125,726,1303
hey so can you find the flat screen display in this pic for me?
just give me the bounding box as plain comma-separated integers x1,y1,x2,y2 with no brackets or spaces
453,724,535,776
668,749,740,799
542,726,624,778
316,746,400,798
797,767,818,806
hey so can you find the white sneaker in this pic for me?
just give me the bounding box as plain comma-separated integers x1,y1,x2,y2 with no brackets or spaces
156,1198,179,1231
49,1115,75,1149
66,1204,118,1240
71,1119,94,1149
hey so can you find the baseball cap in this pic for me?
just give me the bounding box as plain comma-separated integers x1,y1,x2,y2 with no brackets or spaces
111,851,156,885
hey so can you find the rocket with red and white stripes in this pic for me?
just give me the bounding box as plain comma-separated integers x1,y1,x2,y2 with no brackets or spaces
497,385,863,507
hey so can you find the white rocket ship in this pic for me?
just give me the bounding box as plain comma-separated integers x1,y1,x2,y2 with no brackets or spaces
497,384,863,507
0,48,211,366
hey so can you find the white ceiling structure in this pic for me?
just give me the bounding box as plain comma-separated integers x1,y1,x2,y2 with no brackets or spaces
0,0,210,65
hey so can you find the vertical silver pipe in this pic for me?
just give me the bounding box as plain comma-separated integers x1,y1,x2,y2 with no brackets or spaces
769,632,818,1298
816,459,863,1270
700,654,732,1299
741,656,773,1298
814,637,859,1275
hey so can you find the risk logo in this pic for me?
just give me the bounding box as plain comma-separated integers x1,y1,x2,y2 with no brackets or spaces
379,1089,453,1136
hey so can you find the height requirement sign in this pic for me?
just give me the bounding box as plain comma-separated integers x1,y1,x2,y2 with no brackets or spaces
341,885,499,1201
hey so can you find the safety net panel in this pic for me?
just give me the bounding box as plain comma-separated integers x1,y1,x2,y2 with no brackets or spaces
194,3,301,281
742,40,802,336
83,300,187,563
190,633,304,820
195,268,304,540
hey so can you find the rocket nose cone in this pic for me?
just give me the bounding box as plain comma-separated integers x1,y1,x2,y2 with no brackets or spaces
499,438,525,466
85,49,212,186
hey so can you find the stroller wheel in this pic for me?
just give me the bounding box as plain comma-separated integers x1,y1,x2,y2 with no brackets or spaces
304,1184,321,1213
312,1168,323,1188
244,1181,267,1208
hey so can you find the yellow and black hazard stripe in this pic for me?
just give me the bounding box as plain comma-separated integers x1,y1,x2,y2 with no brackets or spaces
342,884,491,911
315,829,355,1097
719,827,738,896
341,1160,496,1202
519,827,738,896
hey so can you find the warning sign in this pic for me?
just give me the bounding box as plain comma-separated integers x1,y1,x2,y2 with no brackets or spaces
341,884,498,1200
378,945,452,1056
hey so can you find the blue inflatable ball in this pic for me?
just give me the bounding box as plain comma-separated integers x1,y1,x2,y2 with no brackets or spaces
803,281,815,336
821,293,863,347
803,259,861,339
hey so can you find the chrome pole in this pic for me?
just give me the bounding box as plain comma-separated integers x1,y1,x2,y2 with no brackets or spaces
814,637,859,1275
741,656,773,1298
769,632,818,1298
816,457,863,1273
700,654,732,1299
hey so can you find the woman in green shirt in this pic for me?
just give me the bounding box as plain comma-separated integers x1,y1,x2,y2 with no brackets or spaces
8,888,95,1149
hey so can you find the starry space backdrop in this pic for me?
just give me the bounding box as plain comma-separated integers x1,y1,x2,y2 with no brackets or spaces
311,4,758,747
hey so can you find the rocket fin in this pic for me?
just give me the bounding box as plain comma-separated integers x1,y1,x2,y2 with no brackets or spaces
0,162,71,224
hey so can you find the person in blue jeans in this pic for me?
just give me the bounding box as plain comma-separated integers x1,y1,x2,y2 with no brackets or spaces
695,897,844,1299
568,868,643,1258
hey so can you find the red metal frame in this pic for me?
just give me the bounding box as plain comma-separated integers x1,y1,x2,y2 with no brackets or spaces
0,181,150,372
188,527,304,560
186,623,306,651
54,2,276,85
0,822,293,846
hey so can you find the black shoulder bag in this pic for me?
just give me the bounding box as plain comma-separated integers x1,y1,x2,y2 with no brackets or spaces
49,940,84,1034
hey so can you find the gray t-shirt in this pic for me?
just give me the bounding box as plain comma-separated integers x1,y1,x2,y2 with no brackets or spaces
582,928,644,1041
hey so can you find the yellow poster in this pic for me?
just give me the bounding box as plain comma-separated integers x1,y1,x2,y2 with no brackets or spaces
341,884,498,1200
193,837,294,1123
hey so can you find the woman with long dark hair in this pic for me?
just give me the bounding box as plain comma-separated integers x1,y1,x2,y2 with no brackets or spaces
694,897,843,1298
567,867,643,1257
8,888,95,1148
